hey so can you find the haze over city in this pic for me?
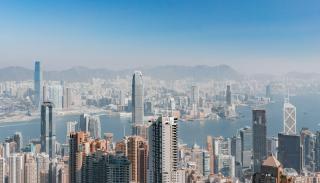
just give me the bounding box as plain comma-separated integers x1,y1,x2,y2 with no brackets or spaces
1,1,320,183
0,0,319,74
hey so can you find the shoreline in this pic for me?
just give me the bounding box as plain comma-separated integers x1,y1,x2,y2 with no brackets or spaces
0,107,106,124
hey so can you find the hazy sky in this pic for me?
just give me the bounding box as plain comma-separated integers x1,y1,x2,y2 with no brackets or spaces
0,0,319,74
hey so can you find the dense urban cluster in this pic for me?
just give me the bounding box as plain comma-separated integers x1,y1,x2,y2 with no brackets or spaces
1,62,320,183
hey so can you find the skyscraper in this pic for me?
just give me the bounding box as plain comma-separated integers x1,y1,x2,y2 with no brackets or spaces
206,136,214,175
266,84,272,99
202,150,211,177
252,109,267,173
66,121,78,143
79,113,90,132
239,127,252,169
214,155,235,177
13,132,23,153
148,116,178,183
190,85,199,106
127,136,148,183
24,153,37,183
69,132,88,183
278,133,302,173
62,87,73,109
300,128,316,172
132,71,144,125
315,131,320,171
79,114,101,139
36,153,50,183
226,85,232,106
0,158,5,183
88,116,101,139
9,153,24,183
34,61,42,108
267,137,278,158
41,101,56,159
283,98,296,135
231,135,242,166
82,151,131,183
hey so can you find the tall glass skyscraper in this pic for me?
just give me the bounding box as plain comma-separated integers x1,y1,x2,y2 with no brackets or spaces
34,61,42,109
239,127,252,169
252,109,267,173
283,98,296,135
226,85,232,106
132,71,144,125
41,101,56,159
278,133,302,173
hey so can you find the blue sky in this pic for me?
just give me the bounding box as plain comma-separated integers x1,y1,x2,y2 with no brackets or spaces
0,0,319,73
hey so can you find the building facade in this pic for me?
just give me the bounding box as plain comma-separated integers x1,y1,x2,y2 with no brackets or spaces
41,102,56,159
148,116,178,183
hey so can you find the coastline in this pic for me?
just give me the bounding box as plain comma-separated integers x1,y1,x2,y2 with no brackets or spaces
0,107,106,124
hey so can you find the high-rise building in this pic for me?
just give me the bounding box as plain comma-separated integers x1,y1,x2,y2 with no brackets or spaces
66,121,78,143
214,155,235,177
41,101,56,159
144,101,153,116
315,131,320,171
87,116,101,139
127,136,148,183
226,85,231,106
0,158,5,183
132,71,144,125
267,137,278,158
252,109,267,173
202,150,211,177
69,132,88,183
34,61,42,108
132,124,149,140
79,113,90,132
148,116,178,183
62,87,73,109
266,84,272,99
190,85,199,106
278,133,302,173
300,128,316,172
239,127,252,169
213,136,231,156
206,136,214,175
283,98,296,135
13,132,23,153
9,153,24,183
82,151,130,183
46,85,63,109
36,153,50,183
231,135,242,165
191,144,204,175
79,114,101,139
24,153,37,183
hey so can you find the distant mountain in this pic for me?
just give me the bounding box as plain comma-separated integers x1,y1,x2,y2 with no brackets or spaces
0,65,241,81
0,67,33,81
142,65,241,80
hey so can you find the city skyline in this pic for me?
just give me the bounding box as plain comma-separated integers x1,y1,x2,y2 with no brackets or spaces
0,1,319,74
1,1,320,182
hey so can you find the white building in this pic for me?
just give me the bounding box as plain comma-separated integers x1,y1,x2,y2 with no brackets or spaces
283,98,296,135
148,116,178,183
9,153,24,183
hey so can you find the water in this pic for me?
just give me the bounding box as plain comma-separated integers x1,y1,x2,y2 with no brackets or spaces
1,94,320,147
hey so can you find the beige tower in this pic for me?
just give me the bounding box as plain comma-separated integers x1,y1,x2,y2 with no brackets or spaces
127,136,148,183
